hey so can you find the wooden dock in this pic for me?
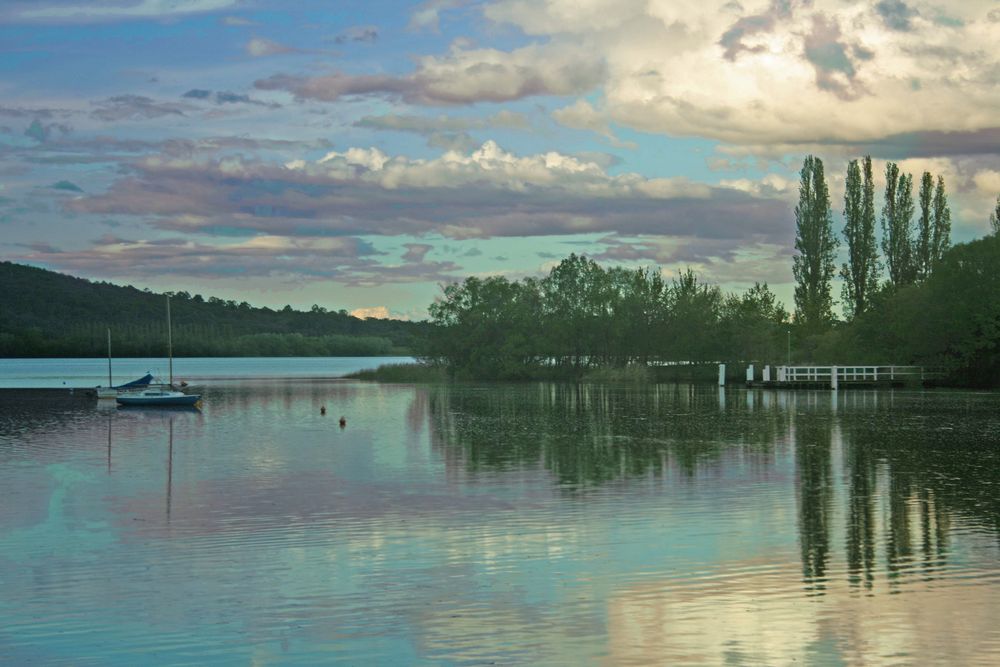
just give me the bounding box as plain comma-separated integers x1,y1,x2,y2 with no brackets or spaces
718,364,939,390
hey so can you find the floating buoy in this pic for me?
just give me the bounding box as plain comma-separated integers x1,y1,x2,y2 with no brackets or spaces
339,416,346,428
320,406,326,415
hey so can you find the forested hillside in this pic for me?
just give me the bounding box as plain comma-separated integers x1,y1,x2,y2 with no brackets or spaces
0,262,429,357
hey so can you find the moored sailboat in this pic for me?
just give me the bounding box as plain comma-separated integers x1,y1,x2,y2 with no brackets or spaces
116,296,202,408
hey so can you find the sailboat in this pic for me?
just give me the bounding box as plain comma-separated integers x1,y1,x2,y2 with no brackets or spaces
96,328,154,398
117,296,202,407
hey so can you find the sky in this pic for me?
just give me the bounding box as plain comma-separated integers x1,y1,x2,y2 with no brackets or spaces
1,0,998,320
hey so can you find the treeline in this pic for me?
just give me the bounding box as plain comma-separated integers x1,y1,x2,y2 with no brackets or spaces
0,261,427,357
425,156,1000,386
424,254,788,379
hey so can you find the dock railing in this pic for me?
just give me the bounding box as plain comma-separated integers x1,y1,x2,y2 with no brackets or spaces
771,365,932,387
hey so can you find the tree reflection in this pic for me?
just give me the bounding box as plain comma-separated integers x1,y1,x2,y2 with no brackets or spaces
794,412,833,594
426,383,792,489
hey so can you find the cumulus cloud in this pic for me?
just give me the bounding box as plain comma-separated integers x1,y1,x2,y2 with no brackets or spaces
875,0,918,31
350,306,391,319
64,141,790,257
476,0,1000,150
255,43,605,105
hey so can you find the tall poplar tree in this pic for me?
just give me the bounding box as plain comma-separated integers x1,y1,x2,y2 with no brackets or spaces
881,163,916,288
991,194,1000,235
917,171,933,279
840,156,879,318
793,155,838,331
931,175,951,262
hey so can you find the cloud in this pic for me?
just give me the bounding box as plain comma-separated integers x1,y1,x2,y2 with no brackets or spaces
551,99,634,147
24,118,71,142
65,141,790,252
50,180,83,192
255,43,605,105
408,0,467,32
402,243,433,263
91,95,189,121
0,105,72,120
350,306,391,319
875,0,918,31
182,88,278,107
334,25,378,44
476,0,1000,148
4,0,240,22
246,37,297,57
221,15,256,26
15,234,440,286
354,111,529,150
718,0,792,61
802,14,864,100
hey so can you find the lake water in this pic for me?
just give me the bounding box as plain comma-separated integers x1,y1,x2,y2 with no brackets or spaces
1,374,999,664
0,357,415,388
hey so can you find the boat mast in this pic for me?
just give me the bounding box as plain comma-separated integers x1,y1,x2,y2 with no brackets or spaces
107,328,112,388
166,295,173,386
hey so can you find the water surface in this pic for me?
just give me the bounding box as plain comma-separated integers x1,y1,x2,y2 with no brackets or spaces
1,381,999,665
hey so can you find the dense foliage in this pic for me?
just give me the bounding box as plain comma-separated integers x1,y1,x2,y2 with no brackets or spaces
426,254,788,379
0,262,427,357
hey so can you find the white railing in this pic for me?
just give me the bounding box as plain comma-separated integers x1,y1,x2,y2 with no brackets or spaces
772,365,927,386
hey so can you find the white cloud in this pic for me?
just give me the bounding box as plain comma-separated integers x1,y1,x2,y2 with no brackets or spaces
11,0,238,22
246,37,296,57
350,306,392,319
483,0,1000,147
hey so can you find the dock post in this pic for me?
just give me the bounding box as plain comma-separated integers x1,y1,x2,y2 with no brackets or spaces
718,363,726,386
831,365,838,391
746,364,754,384
763,365,771,382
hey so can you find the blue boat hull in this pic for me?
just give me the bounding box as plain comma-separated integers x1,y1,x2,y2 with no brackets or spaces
116,394,201,407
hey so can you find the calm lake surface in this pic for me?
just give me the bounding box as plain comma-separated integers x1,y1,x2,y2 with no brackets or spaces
2,371,999,664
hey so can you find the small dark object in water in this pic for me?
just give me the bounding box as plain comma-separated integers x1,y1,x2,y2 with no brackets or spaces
320,406,326,415
339,416,346,428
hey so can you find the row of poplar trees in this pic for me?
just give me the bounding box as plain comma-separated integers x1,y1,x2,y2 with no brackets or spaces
793,155,951,332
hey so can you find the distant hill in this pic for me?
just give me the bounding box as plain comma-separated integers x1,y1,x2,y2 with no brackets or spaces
0,261,430,357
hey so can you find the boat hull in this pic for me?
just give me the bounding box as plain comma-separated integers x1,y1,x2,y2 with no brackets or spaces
116,394,201,407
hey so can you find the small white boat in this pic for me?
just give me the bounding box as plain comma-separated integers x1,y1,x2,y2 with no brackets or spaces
116,387,201,407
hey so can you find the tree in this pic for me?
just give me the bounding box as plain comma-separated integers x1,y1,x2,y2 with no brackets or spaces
841,156,879,319
991,194,1000,235
931,175,952,264
881,163,916,288
793,155,838,331
917,171,933,279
